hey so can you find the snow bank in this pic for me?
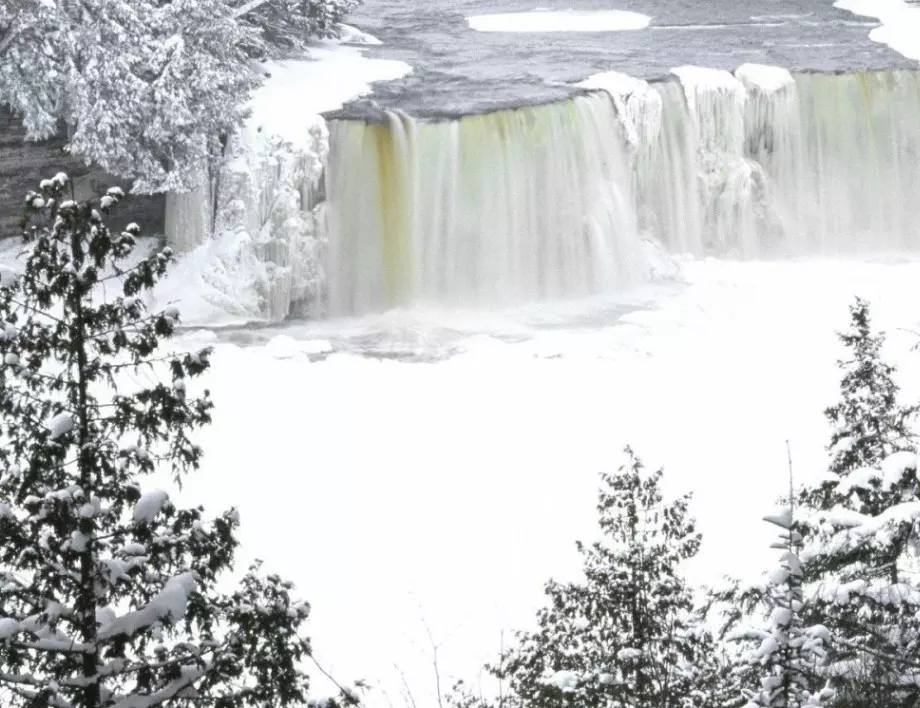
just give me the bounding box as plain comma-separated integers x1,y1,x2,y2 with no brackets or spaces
467,9,651,33
835,0,920,61
336,23,383,46
672,66,748,99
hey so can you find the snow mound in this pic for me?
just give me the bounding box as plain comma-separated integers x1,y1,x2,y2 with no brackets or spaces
250,50,410,150
133,490,169,524
672,66,747,95
735,64,795,94
336,23,384,45
835,0,920,61
467,9,651,33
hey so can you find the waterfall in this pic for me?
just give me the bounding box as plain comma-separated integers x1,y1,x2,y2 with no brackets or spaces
768,71,920,253
164,167,212,256
324,95,644,316
162,67,920,321
623,68,920,258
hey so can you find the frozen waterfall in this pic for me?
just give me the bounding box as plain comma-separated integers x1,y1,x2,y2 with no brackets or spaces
164,67,920,320
322,68,920,316
164,121,328,321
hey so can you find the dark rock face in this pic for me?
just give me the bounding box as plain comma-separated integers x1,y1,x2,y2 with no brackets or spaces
0,108,166,237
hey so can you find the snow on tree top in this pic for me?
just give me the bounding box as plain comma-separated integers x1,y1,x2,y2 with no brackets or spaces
0,265,22,288
132,489,169,523
45,412,74,440
763,507,793,529
542,670,580,692
880,451,920,486
97,572,199,641
616,647,642,661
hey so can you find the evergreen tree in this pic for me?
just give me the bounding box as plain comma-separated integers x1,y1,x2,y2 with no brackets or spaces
489,448,723,708
802,297,918,514
796,452,920,708
738,510,833,708
0,176,345,707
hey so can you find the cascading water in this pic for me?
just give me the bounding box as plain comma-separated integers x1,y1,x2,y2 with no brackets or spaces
626,68,920,258
324,95,644,316
768,71,920,252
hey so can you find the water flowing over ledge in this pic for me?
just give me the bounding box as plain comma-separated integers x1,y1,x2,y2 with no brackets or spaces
165,67,920,320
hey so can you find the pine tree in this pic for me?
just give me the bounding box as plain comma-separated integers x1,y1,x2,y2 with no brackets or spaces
490,448,723,708
0,176,345,707
738,509,833,708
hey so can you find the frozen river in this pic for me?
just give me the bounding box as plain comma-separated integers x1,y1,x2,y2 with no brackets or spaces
339,0,915,115
180,257,920,707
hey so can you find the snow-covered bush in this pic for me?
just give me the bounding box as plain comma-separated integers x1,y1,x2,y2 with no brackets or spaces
0,178,350,707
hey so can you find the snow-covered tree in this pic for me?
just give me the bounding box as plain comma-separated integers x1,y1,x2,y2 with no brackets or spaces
0,176,343,707
796,451,920,708
0,0,362,192
487,448,726,708
802,297,918,514
734,510,833,708
238,0,363,50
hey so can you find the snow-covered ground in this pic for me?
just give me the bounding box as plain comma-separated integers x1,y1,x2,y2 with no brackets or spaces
167,256,920,708
835,0,920,60
467,9,652,33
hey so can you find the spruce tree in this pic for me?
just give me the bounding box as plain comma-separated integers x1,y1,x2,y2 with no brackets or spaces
0,176,339,707
738,510,833,708
802,297,918,514
489,448,722,708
